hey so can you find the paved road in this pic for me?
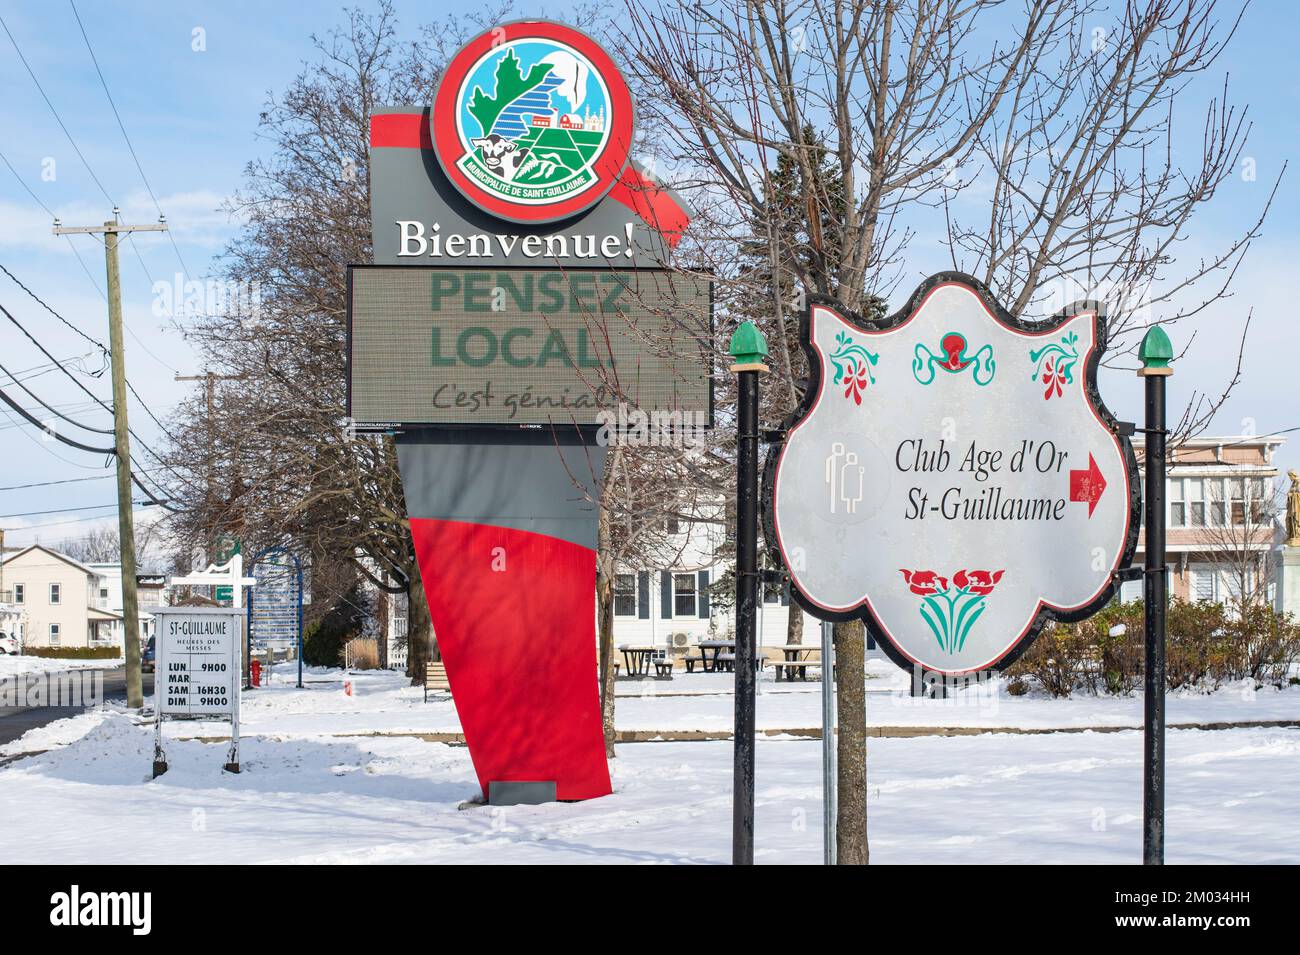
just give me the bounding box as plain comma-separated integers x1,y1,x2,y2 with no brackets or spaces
0,667,154,748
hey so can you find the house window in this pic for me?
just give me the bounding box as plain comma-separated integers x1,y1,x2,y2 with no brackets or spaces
666,518,681,535
1168,479,1185,526
1188,479,1205,526
49,623,60,645
1189,565,1217,602
1250,478,1270,523
13,583,24,604
99,586,109,600
49,583,61,605
673,573,697,617
1228,478,1245,525
1208,479,1226,526
613,573,637,617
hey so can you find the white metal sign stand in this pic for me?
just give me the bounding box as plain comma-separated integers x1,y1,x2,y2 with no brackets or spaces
169,553,256,609
151,605,245,777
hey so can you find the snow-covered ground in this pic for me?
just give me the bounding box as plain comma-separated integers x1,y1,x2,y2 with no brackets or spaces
96,659,1296,740
0,654,123,677
1,662,1296,864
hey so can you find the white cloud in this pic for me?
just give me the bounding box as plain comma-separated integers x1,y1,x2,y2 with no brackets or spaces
0,188,241,255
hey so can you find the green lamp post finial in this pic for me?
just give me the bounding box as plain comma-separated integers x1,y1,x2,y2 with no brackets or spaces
1138,325,1174,376
729,320,769,372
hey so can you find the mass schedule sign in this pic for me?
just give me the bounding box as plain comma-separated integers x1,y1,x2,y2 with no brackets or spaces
155,608,241,716
767,274,1139,675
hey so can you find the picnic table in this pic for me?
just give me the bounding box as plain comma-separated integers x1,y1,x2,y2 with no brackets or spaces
618,644,658,677
689,640,736,673
772,643,822,682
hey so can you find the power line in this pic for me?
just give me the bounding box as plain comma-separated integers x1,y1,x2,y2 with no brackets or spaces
0,355,97,386
0,474,113,492
0,297,113,412
0,508,122,532
0,261,109,356
0,384,115,453
66,236,108,302
0,145,56,216
69,0,192,280
0,500,154,519
0,144,113,303
0,272,252,513
0,408,111,472
0,12,115,206
0,296,179,499
0,357,114,434
2,259,181,422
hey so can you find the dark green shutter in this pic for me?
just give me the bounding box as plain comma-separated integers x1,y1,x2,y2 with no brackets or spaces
661,571,673,619
637,572,650,619
697,569,710,618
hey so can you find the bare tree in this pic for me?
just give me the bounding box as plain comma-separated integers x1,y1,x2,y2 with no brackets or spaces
622,0,1276,864
160,3,514,682
56,520,166,568
1200,476,1282,617
58,525,121,564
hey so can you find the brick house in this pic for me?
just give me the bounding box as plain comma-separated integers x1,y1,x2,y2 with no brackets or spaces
1128,435,1285,606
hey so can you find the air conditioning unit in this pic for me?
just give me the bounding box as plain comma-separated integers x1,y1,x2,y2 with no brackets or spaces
670,631,691,649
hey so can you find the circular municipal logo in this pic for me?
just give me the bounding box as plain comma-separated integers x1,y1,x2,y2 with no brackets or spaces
432,22,633,224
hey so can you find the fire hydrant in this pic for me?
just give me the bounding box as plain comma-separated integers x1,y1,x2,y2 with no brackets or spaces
250,659,262,688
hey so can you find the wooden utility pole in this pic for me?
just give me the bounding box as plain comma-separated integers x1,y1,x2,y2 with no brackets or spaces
175,371,245,422
53,212,167,709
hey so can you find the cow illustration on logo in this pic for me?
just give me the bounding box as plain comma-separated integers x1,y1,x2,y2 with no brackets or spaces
432,22,634,223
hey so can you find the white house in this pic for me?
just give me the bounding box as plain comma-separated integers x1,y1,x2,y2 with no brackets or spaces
610,514,833,656
0,545,122,650
87,562,159,648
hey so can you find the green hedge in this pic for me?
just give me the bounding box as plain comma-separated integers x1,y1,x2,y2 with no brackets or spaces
21,646,122,660
1005,600,1300,697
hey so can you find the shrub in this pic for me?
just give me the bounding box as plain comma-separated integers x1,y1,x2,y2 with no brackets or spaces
302,590,367,667
1005,599,1300,697
343,637,379,670
21,646,122,660
1009,622,1094,697
1225,604,1300,686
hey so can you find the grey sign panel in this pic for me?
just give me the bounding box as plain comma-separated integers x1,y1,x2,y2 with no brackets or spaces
396,428,605,550
347,265,711,429
369,106,684,268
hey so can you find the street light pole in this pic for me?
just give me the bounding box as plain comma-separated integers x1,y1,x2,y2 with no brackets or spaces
1139,325,1173,865
729,320,768,866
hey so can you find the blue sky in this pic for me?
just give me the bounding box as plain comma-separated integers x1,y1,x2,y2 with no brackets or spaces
0,1,1296,549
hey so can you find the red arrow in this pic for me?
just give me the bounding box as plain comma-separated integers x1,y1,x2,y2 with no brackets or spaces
1069,452,1106,518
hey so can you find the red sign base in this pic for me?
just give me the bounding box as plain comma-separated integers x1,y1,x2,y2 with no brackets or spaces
410,517,612,801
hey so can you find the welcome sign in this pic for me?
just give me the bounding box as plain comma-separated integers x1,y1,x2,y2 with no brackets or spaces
765,273,1139,676
360,20,699,804
347,265,711,429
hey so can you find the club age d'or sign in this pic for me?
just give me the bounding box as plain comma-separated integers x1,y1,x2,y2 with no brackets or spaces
766,273,1139,675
